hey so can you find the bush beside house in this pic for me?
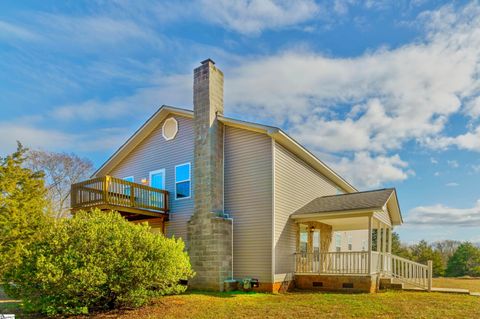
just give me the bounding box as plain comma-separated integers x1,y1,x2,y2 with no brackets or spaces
0,143,51,278
4,210,194,316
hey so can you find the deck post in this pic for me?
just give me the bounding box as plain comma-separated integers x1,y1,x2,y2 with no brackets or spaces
368,216,372,275
103,175,110,204
130,182,135,208
427,260,433,292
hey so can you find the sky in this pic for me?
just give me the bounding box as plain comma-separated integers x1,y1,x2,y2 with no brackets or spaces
1,0,479,244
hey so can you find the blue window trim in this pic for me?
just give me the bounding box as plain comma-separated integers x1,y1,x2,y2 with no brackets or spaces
174,162,191,200
149,169,166,190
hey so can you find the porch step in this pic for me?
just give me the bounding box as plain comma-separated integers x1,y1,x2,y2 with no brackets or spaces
379,278,403,290
379,278,392,286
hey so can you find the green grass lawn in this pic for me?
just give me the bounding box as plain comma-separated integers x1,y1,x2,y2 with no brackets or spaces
3,288,479,318
433,277,480,292
75,290,479,319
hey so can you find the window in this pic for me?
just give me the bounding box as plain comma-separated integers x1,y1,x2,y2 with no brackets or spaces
149,169,165,190
348,236,353,251
299,225,308,253
313,230,320,254
149,169,166,207
175,163,191,199
162,117,178,141
335,234,342,252
123,176,134,195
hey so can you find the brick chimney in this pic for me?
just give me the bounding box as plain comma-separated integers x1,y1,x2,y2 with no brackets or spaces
187,59,233,291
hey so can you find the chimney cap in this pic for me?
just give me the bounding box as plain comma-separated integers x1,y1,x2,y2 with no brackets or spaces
201,58,215,65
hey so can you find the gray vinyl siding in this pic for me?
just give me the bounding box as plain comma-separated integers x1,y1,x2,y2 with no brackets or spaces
224,126,273,283
274,142,339,281
106,115,194,240
374,210,392,227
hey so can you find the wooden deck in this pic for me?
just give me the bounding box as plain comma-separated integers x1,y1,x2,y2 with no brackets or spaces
71,176,169,221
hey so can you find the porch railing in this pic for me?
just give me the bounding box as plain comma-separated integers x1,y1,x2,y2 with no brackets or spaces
295,251,432,291
71,175,169,213
295,251,369,275
387,253,432,290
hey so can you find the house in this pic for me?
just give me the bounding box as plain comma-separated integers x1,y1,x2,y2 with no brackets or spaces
71,59,432,293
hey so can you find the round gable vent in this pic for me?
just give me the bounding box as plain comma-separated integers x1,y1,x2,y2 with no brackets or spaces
162,117,178,141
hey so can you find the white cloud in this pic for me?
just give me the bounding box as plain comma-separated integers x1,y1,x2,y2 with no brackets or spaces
199,0,319,35
332,152,413,189
427,126,480,152
0,20,40,41
472,164,480,173
51,74,191,122
407,200,480,227
0,123,75,153
35,14,160,52
430,157,438,164
464,96,480,118
447,160,459,168
0,122,128,156
445,182,459,187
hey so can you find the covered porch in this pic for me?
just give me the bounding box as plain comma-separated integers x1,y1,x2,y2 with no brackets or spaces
294,213,393,276
291,189,432,292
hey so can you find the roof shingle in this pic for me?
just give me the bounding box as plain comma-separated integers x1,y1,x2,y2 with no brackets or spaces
292,188,395,216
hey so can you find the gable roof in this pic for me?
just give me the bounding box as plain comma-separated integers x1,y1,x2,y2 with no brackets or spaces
292,188,403,225
93,105,357,193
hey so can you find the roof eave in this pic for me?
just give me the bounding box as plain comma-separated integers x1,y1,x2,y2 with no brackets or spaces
386,189,403,226
93,105,193,177
291,208,382,220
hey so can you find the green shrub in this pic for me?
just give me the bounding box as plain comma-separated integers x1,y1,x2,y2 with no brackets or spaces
0,142,51,278
4,209,194,316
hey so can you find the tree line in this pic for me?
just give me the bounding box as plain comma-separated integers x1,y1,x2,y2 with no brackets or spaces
391,233,480,277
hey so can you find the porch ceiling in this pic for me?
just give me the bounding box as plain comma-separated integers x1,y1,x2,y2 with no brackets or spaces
294,212,374,231
313,216,369,231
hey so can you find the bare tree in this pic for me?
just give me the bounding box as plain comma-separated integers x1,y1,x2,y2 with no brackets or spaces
433,240,462,268
27,150,94,218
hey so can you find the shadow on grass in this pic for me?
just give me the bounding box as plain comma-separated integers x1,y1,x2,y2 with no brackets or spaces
186,289,264,298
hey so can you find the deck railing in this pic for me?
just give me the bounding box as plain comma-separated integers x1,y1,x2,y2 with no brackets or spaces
295,251,432,290
71,176,169,213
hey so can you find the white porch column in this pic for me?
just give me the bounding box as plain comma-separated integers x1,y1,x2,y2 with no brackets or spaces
388,227,392,254
382,224,387,254
381,224,387,273
368,216,372,274
376,220,381,252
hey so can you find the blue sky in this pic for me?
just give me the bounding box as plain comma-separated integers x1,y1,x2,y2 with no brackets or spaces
1,0,479,243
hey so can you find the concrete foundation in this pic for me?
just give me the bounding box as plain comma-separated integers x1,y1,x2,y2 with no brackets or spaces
295,274,378,293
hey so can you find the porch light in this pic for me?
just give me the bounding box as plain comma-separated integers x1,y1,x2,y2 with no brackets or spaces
141,178,148,185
